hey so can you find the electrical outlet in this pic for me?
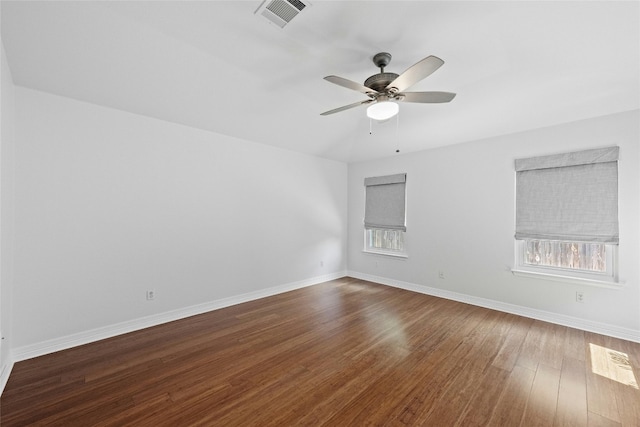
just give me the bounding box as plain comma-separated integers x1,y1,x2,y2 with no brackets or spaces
146,290,155,301
320,260,324,267
438,270,445,279
576,292,585,303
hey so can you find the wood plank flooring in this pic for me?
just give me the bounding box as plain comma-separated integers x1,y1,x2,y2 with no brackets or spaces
2,277,640,426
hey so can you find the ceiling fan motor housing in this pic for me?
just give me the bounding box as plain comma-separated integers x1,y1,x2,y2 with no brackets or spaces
364,73,399,93
365,53,398,94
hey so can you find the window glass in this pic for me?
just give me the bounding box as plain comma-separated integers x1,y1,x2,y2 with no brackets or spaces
365,228,405,254
524,240,606,273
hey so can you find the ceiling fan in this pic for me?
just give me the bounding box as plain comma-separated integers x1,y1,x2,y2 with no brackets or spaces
321,52,456,120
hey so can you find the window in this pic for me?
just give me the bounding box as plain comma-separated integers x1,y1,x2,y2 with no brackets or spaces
515,239,616,283
517,239,615,281
363,173,407,256
365,228,405,253
524,240,607,273
514,147,619,283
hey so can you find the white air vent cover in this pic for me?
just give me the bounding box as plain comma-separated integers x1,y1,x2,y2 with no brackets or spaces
255,0,310,28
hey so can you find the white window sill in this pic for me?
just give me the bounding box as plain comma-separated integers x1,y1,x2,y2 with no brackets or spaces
362,250,408,259
511,268,622,289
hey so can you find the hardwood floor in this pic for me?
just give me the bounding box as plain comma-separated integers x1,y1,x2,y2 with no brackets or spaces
2,277,640,426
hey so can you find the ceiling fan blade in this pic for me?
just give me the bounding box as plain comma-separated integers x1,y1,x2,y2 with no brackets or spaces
386,56,445,92
324,75,378,96
320,99,374,116
399,91,456,103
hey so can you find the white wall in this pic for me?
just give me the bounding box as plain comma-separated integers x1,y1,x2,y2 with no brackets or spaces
3,82,639,368
348,110,640,340
11,87,347,351
1,39,16,389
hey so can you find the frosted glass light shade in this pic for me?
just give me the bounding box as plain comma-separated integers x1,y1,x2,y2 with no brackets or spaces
367,101,399,121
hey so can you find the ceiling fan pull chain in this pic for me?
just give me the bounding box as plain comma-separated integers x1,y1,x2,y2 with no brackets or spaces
395,112,400,153
369,118,373,135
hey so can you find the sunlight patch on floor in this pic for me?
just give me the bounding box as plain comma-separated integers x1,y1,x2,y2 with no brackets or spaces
589,343,638,389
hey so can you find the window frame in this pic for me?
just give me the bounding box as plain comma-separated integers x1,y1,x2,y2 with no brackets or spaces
363,227,408,258
513,239,619,287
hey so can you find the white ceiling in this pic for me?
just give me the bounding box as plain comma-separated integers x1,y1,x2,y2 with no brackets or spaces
1,1,638,163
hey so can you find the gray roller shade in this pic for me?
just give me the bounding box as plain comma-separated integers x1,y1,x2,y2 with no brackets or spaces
364,173,406,231
515,146,619,243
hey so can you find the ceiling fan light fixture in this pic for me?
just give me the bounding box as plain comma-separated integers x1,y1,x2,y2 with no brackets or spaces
367,100,399,121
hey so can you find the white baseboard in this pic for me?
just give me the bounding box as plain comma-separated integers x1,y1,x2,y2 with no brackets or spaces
348,271,640,343
11,271,348,363
0,359,14,396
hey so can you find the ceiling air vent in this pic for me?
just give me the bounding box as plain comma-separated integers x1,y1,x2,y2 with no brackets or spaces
255,0,310,28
